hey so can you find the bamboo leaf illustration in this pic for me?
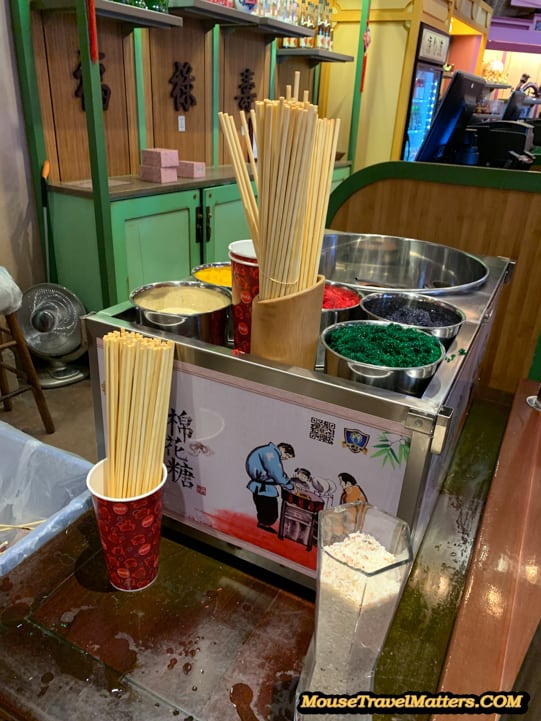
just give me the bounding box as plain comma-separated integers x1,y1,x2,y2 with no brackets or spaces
371,433,410,469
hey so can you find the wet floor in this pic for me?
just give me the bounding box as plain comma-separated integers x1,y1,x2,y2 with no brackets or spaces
374,395,511,720
0,392,514,721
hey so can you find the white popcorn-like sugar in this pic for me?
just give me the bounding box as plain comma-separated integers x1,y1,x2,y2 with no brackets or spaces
308,531,402,699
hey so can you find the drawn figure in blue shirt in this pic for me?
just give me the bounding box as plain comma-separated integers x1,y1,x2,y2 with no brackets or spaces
246,442,295,533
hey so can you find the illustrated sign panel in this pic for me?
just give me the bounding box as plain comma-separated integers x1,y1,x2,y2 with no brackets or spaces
97,348,411,577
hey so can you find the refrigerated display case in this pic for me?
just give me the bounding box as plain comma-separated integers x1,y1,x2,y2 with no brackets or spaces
402,24,450,161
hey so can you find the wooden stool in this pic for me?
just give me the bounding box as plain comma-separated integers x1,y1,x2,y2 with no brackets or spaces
0,270,54,434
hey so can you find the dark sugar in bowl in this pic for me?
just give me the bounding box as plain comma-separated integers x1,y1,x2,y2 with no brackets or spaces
322,320,446,396
361,292,465,348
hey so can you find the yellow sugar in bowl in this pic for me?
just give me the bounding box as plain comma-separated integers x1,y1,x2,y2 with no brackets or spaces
191,262,232,289
129,281,231,346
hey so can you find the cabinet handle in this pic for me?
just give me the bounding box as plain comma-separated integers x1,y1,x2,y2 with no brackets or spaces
205,206,212,243
196,206,203,244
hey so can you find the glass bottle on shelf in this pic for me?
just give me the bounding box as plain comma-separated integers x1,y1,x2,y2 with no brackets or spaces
323,0,331,49
327,0,335,49
305,1,315,47
295,502,413,721
298,0,307,47
145,0,169,11
290,0,298,24
315,0,321,47
282,0,298,48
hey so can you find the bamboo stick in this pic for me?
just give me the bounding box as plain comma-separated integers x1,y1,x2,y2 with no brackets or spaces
293,71,300,101
219,112,259,250
240,110,258,194
305,118,341,287
218,90,340,302
102,332,174,499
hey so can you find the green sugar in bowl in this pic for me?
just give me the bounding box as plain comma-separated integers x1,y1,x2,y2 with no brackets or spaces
322,320,446,396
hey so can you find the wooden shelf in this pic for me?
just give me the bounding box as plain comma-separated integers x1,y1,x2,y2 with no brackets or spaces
33,0,319,36
32,0,184,28
257,16,314,38
277,47,354,63
168,0,258,25
168,0,313,36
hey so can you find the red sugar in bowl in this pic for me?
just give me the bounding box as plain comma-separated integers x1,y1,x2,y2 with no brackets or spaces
322,283,361,310
316,283,363,370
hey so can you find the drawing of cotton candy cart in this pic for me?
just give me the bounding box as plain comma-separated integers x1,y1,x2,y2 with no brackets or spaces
278,488,325,552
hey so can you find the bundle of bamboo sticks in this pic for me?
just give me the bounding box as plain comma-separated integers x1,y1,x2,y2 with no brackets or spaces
219,76,340,301
103,330,174,499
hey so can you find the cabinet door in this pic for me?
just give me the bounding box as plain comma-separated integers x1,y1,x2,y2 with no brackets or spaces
202,184,253,263
111,190,200,301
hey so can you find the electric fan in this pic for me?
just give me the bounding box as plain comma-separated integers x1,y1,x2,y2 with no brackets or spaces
17,283,88,388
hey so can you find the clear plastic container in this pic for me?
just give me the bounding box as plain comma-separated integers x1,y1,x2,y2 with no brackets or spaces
0,420,91,576
296,502,413,720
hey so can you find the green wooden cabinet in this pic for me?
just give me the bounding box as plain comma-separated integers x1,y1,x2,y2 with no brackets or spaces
201,183,254,263
49,188,200,311
48,192,103,311
48,167,350,311
110,191,200,298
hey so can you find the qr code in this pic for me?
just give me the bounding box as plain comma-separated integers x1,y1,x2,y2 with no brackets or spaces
309,417,335,445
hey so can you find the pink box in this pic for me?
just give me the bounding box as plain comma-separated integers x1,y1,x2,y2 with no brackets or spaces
140,165,178,183
177,160,206,178
141,148,179,168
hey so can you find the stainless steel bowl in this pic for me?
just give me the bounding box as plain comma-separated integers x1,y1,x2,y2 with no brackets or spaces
360,292,465,348
129,280,232,346
321,320,446,396
316,282,364,370
319,233,488,295
191,261,232,288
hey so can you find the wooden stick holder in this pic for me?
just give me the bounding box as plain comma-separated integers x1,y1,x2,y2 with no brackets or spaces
250,275,325,370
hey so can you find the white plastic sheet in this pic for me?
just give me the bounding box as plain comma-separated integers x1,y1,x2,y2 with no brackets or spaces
0,267,22,314
0,420,92,575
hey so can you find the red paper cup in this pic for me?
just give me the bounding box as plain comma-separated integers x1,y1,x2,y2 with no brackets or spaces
228,241,259,353
228,239,257,263
86,460,167,592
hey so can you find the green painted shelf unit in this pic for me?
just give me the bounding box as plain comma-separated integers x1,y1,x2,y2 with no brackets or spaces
11,0,351,312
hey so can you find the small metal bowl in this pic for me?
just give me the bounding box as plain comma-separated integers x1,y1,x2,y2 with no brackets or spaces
316,281,364,370
360,292,465,348
191,261,232,289
321,320,446,396
129,280,232,346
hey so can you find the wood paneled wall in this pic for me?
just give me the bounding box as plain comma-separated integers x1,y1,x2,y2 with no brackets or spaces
275,56,314,102
31,11,137,182
328,174,541,394
30,11,273,176
148,18,211,163
219,28,269,165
